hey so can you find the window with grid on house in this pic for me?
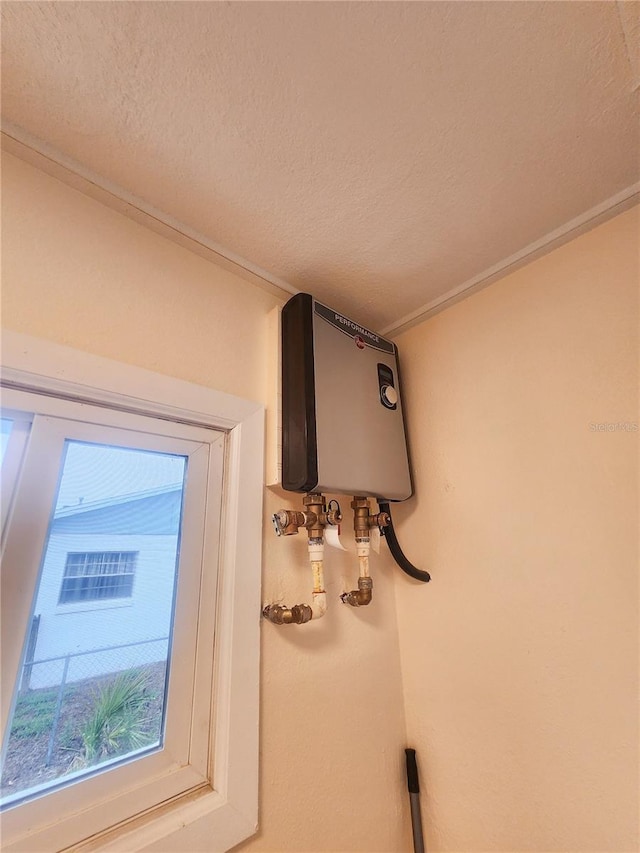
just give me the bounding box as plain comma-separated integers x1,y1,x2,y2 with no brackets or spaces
58,551,138,603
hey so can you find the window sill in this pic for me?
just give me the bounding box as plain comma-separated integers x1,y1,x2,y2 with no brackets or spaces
54,599,134,615
81,784,258,852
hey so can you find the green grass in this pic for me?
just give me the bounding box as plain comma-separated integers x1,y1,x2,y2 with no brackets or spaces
10,689,59,739
7,667,161,768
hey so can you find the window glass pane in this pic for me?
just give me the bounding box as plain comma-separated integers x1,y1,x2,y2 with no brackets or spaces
0,418,12,466
1,441,187,806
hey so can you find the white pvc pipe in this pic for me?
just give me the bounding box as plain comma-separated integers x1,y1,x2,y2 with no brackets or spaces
356,537,371,578
358,553,370,578
263,541,328,623
310,589,327,619
309,541,327,619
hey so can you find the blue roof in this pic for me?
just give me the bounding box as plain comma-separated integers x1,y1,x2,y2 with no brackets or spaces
52,486,183,535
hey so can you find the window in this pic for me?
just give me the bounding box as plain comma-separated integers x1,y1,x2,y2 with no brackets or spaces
0,418,12,464
0,330,263,852
59,551,138,603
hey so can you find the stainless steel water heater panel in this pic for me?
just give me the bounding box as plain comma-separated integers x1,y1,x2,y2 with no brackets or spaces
281,293,412,501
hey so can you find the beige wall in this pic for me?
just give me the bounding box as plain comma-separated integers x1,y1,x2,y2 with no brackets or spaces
1,152,410,852
4,150,637,853
394,207,639,852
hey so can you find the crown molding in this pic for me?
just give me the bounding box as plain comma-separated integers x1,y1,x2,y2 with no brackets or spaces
3,122,637,338
1,122,298,303
381,182,640,338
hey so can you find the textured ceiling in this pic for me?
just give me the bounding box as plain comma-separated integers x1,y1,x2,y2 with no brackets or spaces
1,1,639,332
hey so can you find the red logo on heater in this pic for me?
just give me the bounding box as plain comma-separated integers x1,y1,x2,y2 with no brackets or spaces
354,336,366,350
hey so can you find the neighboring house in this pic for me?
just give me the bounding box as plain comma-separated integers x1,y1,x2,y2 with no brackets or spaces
26,486,182,689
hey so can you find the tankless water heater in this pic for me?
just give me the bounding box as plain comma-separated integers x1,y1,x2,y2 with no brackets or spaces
281,293,412,501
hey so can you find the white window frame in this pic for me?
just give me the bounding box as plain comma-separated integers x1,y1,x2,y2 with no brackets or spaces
2,405,221,817
0,330,263,852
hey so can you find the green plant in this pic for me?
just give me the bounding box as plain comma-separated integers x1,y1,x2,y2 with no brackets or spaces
78,670,152,766
58,721,81,751
9,689,59,739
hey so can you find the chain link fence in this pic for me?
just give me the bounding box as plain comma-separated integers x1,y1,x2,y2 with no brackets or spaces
1,636,169,802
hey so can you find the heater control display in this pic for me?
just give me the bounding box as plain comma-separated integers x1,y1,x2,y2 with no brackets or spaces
377,363,398,409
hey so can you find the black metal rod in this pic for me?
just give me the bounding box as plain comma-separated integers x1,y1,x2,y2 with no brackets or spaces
405,748,425,853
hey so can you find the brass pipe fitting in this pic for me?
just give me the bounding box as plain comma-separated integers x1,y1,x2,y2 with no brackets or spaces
273,494,338,539
369,511,390,530
303,492,327,540
262,603,313,624
266,493,331,626
272,509,306,536
350,497,389,536
340,576,373,607
351,496,372,540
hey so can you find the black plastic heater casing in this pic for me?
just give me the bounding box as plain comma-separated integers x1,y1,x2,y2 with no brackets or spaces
281,294,318,492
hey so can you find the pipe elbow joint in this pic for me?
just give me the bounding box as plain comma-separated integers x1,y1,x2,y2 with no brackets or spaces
262,603,313,624
340,576,373,607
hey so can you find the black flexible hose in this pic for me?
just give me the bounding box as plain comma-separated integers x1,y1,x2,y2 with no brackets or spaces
378,502,431,583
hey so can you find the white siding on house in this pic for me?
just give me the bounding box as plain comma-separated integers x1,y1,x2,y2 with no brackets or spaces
30,531,178,688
